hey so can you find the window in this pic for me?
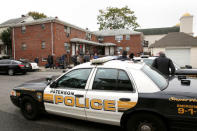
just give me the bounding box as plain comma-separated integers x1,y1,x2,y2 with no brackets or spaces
41,41,45,49
57,69,92,89
117,70,133,91
0,60,11,64
92,68,133,91
93,69,118,90
86,33,91,40
126,35,130,40
64,26,71,37
97,36,103,42
41,24,45,29
21,26,26,33
117,47,123,52
115,35,123,41
12,60,22,64
143,40,149,47
126,47,130,52
21,43,27,50
64,43,70,52
42,58,47,62
142,65,168,90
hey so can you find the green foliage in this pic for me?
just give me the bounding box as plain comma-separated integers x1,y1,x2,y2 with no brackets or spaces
97,6,139,30
28,11,47,20
0,28,12,46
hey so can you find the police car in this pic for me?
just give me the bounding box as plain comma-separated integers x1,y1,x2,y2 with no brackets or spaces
10,57,197,131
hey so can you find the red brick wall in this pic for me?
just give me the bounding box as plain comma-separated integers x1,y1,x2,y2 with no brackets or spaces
13,23,52,65
53,23,90,58
12,22,93,66
12,21,143,66
103,35,143,56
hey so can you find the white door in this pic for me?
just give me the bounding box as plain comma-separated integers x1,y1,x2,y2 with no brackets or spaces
110,47,114,55
166,48,190,67
43,68,93,120
72,44,75,56
85,68,138,126
105,47,109,55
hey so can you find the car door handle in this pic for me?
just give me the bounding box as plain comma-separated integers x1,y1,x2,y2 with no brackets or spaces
75,94,84,98
119,98,131,102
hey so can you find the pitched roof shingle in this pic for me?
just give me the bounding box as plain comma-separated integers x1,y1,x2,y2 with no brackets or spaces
149,32,197,48
0,16,33,27
136,26,180,35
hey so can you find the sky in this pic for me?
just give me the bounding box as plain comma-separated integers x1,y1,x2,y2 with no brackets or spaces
1,0,197,36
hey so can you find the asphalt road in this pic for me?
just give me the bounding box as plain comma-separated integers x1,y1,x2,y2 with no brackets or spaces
0,71,121,131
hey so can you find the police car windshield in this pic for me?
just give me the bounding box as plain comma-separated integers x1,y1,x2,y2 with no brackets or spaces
142,65,168,90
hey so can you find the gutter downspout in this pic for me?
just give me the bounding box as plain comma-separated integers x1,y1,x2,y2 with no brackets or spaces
51,21,54,55
12,28,15,59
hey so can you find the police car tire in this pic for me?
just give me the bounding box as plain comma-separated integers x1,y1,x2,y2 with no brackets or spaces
126,113,167,131
21,96,39,120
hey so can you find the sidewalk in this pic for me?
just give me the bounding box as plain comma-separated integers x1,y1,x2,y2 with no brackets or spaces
39,65,74,72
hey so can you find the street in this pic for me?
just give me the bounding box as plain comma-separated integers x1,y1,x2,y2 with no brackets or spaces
0,71,121,131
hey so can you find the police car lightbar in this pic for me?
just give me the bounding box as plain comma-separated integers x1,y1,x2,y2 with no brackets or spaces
140,55,149,58
91,56,118,65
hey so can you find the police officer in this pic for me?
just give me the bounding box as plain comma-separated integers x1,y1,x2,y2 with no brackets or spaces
152,52,175,77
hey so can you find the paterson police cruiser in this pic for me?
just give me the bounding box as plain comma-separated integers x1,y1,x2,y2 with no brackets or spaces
10,56,197,131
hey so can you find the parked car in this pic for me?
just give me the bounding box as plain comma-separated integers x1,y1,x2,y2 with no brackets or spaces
10,57,197,130
28,62,39,71
0,59,30,75
134,56,197,77
19,59,39,71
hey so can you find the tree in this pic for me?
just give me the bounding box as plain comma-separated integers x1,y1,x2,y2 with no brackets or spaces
0,28,12,47
28,11,47,20
97,6,139,30
0,28,12,55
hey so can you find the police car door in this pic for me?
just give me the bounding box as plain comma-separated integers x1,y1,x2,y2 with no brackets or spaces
43,68,93,120
85,68,138,126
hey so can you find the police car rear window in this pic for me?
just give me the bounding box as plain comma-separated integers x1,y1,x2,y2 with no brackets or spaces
143,59,154,66
142,65,168,90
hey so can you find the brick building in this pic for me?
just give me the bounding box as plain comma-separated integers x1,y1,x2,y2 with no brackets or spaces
12,17,143,65
94,29,143,56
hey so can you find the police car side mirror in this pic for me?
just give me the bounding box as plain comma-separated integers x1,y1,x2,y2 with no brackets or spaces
50,81,57,88
46,76,52,82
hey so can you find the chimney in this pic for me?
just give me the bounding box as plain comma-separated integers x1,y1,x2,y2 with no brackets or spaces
180,13,193,36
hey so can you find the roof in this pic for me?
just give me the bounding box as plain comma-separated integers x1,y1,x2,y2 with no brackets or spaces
135,26,180,35
149,32,197,48
70,38,116,47
74,59,144,70
12,17,92,33
70,38,104,46
93,29,141,36
103,43,116,46
0,16,33,27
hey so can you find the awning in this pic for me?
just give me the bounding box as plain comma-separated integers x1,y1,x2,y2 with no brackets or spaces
70,38,104,46
103,43,116,47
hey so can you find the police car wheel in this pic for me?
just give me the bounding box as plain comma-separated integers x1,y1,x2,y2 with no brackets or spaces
126,113,167,131
21,96,39,120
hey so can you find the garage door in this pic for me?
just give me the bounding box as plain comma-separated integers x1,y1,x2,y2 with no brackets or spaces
166,48,190,67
